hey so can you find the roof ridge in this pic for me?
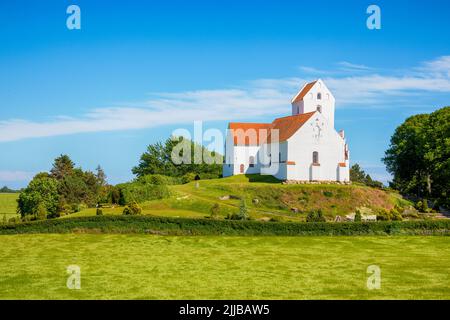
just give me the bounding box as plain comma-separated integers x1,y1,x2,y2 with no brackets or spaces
272,111,316,122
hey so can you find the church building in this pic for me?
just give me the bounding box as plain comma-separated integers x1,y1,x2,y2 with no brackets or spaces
223,79,350,182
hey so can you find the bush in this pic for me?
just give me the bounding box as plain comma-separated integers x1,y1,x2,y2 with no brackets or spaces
123,202,142,215
210,203,220,219
117,182,170,205
181,173,197,184
137,174,182,186
306,210,326,222
354,210,362,222
323,191,333,198
237,200,249,220
96,208,103,216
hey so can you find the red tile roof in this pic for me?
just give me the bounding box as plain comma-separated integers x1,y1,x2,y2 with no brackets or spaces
229,112,316,146
291,81,317,104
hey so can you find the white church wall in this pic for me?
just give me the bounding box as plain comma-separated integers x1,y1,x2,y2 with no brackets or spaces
286,112,348,181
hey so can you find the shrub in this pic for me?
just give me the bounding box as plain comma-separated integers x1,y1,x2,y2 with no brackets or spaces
96,208,103,216
117,182,170,205
123,202,142,215
323,191,333,198
237,200,249,220
306,209,326,222
210,203,220,219
137,174,182,185
181,173,197,184
354,210,362,222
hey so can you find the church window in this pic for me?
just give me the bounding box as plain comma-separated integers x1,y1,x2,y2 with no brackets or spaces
317,92,322,100
313,151,319,164
317,105,322,113
249,156,255,167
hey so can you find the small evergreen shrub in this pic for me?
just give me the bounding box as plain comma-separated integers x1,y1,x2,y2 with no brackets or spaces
354,210,362,222
306,210,326,222
96,208,103,216
123,202,142,215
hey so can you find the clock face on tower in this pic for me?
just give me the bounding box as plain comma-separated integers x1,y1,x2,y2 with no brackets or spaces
311,118,324,140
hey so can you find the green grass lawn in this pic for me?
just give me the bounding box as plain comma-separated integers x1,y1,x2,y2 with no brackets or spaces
0,234,449,299
0,193,19,221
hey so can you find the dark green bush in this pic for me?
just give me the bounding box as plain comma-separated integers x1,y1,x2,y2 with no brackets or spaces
306,210,326,222
96,208,103,216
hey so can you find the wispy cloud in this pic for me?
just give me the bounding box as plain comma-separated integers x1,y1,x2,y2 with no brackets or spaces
337,61,372,72
0,170,34,182
1,56,450,142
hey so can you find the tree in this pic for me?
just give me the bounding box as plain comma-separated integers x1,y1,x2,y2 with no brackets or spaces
95,165,107,187
17,174,59,218
51,154,75,180
350,164,366,183
383,106,449,206
132,137,223,179
350,163,383,188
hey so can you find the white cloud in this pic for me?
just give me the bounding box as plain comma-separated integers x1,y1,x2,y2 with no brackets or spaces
0,170,34,182
1,56,450,142
337,61,372,72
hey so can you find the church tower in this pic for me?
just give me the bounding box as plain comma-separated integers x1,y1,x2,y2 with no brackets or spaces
291,79,335,129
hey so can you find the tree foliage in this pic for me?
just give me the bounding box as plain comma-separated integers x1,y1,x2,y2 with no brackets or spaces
18,155,110,219
17,174,59,218
349,163,383,188
383,106,449,207
132,137,223,179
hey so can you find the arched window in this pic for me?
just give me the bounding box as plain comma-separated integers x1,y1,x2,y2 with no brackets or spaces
249,156,255,167
312,151,319,164
317,92,322,100
309,92,313,99
316,105,322,113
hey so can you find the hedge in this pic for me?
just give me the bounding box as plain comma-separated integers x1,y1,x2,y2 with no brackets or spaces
1,216,450,236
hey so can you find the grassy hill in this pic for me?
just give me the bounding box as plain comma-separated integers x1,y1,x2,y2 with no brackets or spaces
64,174,411,222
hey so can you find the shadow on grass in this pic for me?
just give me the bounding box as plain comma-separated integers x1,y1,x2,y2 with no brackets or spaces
244,174,281,184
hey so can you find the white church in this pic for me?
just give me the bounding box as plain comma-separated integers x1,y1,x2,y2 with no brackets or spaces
223,79,350,182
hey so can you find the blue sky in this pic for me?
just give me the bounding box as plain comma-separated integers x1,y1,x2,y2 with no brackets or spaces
1,0,450,188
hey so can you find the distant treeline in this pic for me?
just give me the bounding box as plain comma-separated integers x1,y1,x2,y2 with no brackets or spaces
0,186,20,193
1,215,450,236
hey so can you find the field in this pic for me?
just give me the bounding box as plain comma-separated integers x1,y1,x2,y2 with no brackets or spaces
0,193,19,221
0,234,449,299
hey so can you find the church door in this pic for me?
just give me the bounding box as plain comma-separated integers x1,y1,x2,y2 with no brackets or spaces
240,164,244,173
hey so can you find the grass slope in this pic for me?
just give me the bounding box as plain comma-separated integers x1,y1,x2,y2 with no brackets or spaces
0,234,449,299
69,175,412,221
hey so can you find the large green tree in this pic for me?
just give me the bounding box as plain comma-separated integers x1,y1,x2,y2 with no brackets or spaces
17,173,59,218
383,106,449,206
50,154,75,180
132,137,223,178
